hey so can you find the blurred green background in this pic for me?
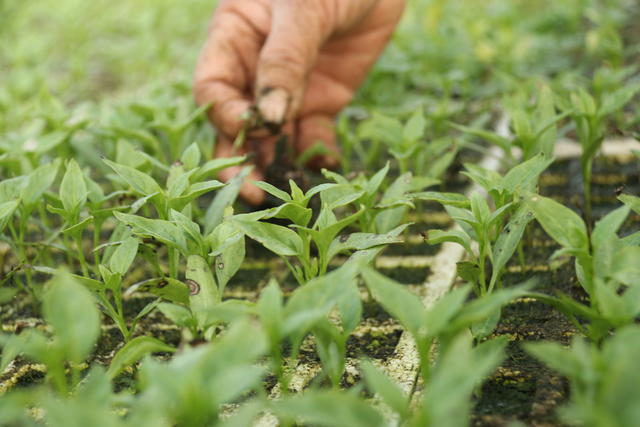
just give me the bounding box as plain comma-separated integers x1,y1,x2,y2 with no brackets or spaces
1,0,638,132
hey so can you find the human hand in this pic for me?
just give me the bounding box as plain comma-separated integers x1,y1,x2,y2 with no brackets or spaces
194,0,405,205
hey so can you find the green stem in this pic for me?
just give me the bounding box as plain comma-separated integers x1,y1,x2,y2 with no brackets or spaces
169,247,179,279
73,233,90,277
92,219,102,268
582,157,593,233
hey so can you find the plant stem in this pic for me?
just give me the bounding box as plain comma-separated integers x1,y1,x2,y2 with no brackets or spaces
582,158,593,232
73,234,90,277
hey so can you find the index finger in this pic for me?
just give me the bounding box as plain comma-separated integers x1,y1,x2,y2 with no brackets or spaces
193,0,269,137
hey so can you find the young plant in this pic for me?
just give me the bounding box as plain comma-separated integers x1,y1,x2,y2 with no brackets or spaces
255,263,361,391
361,332,506,427
559,81,640,225
1,159,61,295
361,265,531,378
526,194,640,342
229,179,409,284
526,325,640,426
415,153,551,295
322,163,438,234
0,271,103,394
451,83,566,163
357,108,458,178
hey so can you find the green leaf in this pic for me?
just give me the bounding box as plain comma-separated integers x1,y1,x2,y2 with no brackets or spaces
375,172,414,233
403,108,426,141
204,166,251,234
618,194,640,215
126,278,189,305
157,302,196,328
338,278,363,335
262,202,312,227
462,163,502,192
524,340,585,379
364,162,390,197
193,156,246,182
525,193,588,251
271,390,384,427
283,264,358,338
611,246,640,286
449,123,511,151
490,206,533,288
411,191,470,208
0,176,27,203
103,158,162,197
234,219,303,257
361,360,409,419
449,280,534,333
427,229,472,255
327,223,409,262
21,159,61,209
257,279,283,342
253,180,292,202
361,267,424,336
114,212,188,255
169,209,204,253
501,153,553,195
43,271,101,364
423,286,472,338
181,143,201,170
592,205,629,276
108,236,139,276
214,231,245,294
419,334,506,427
0,200,18,232
60,159,88,215
169,180,224,211
358,113,404,146
107,336,175,379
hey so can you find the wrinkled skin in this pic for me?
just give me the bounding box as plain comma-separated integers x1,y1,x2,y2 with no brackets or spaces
194,0,405,204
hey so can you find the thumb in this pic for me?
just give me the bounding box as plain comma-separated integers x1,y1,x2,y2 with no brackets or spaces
254,0,333,126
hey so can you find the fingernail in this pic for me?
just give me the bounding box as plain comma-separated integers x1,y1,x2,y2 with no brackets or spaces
257,87,289,132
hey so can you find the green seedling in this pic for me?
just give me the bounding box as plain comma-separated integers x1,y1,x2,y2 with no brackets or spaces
361,332,506,427
526,194,640,342
361,265,532,379
357,108,458,178
1,271,104,394
103,143,243,280
415,153,551,296
225,179,409,284
1,159,61,294
256,263,361,391
101,95,213,164
526,325,640,426
450,83,566,164
322,163,438,234
113,206,245,338
559,81,640,226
